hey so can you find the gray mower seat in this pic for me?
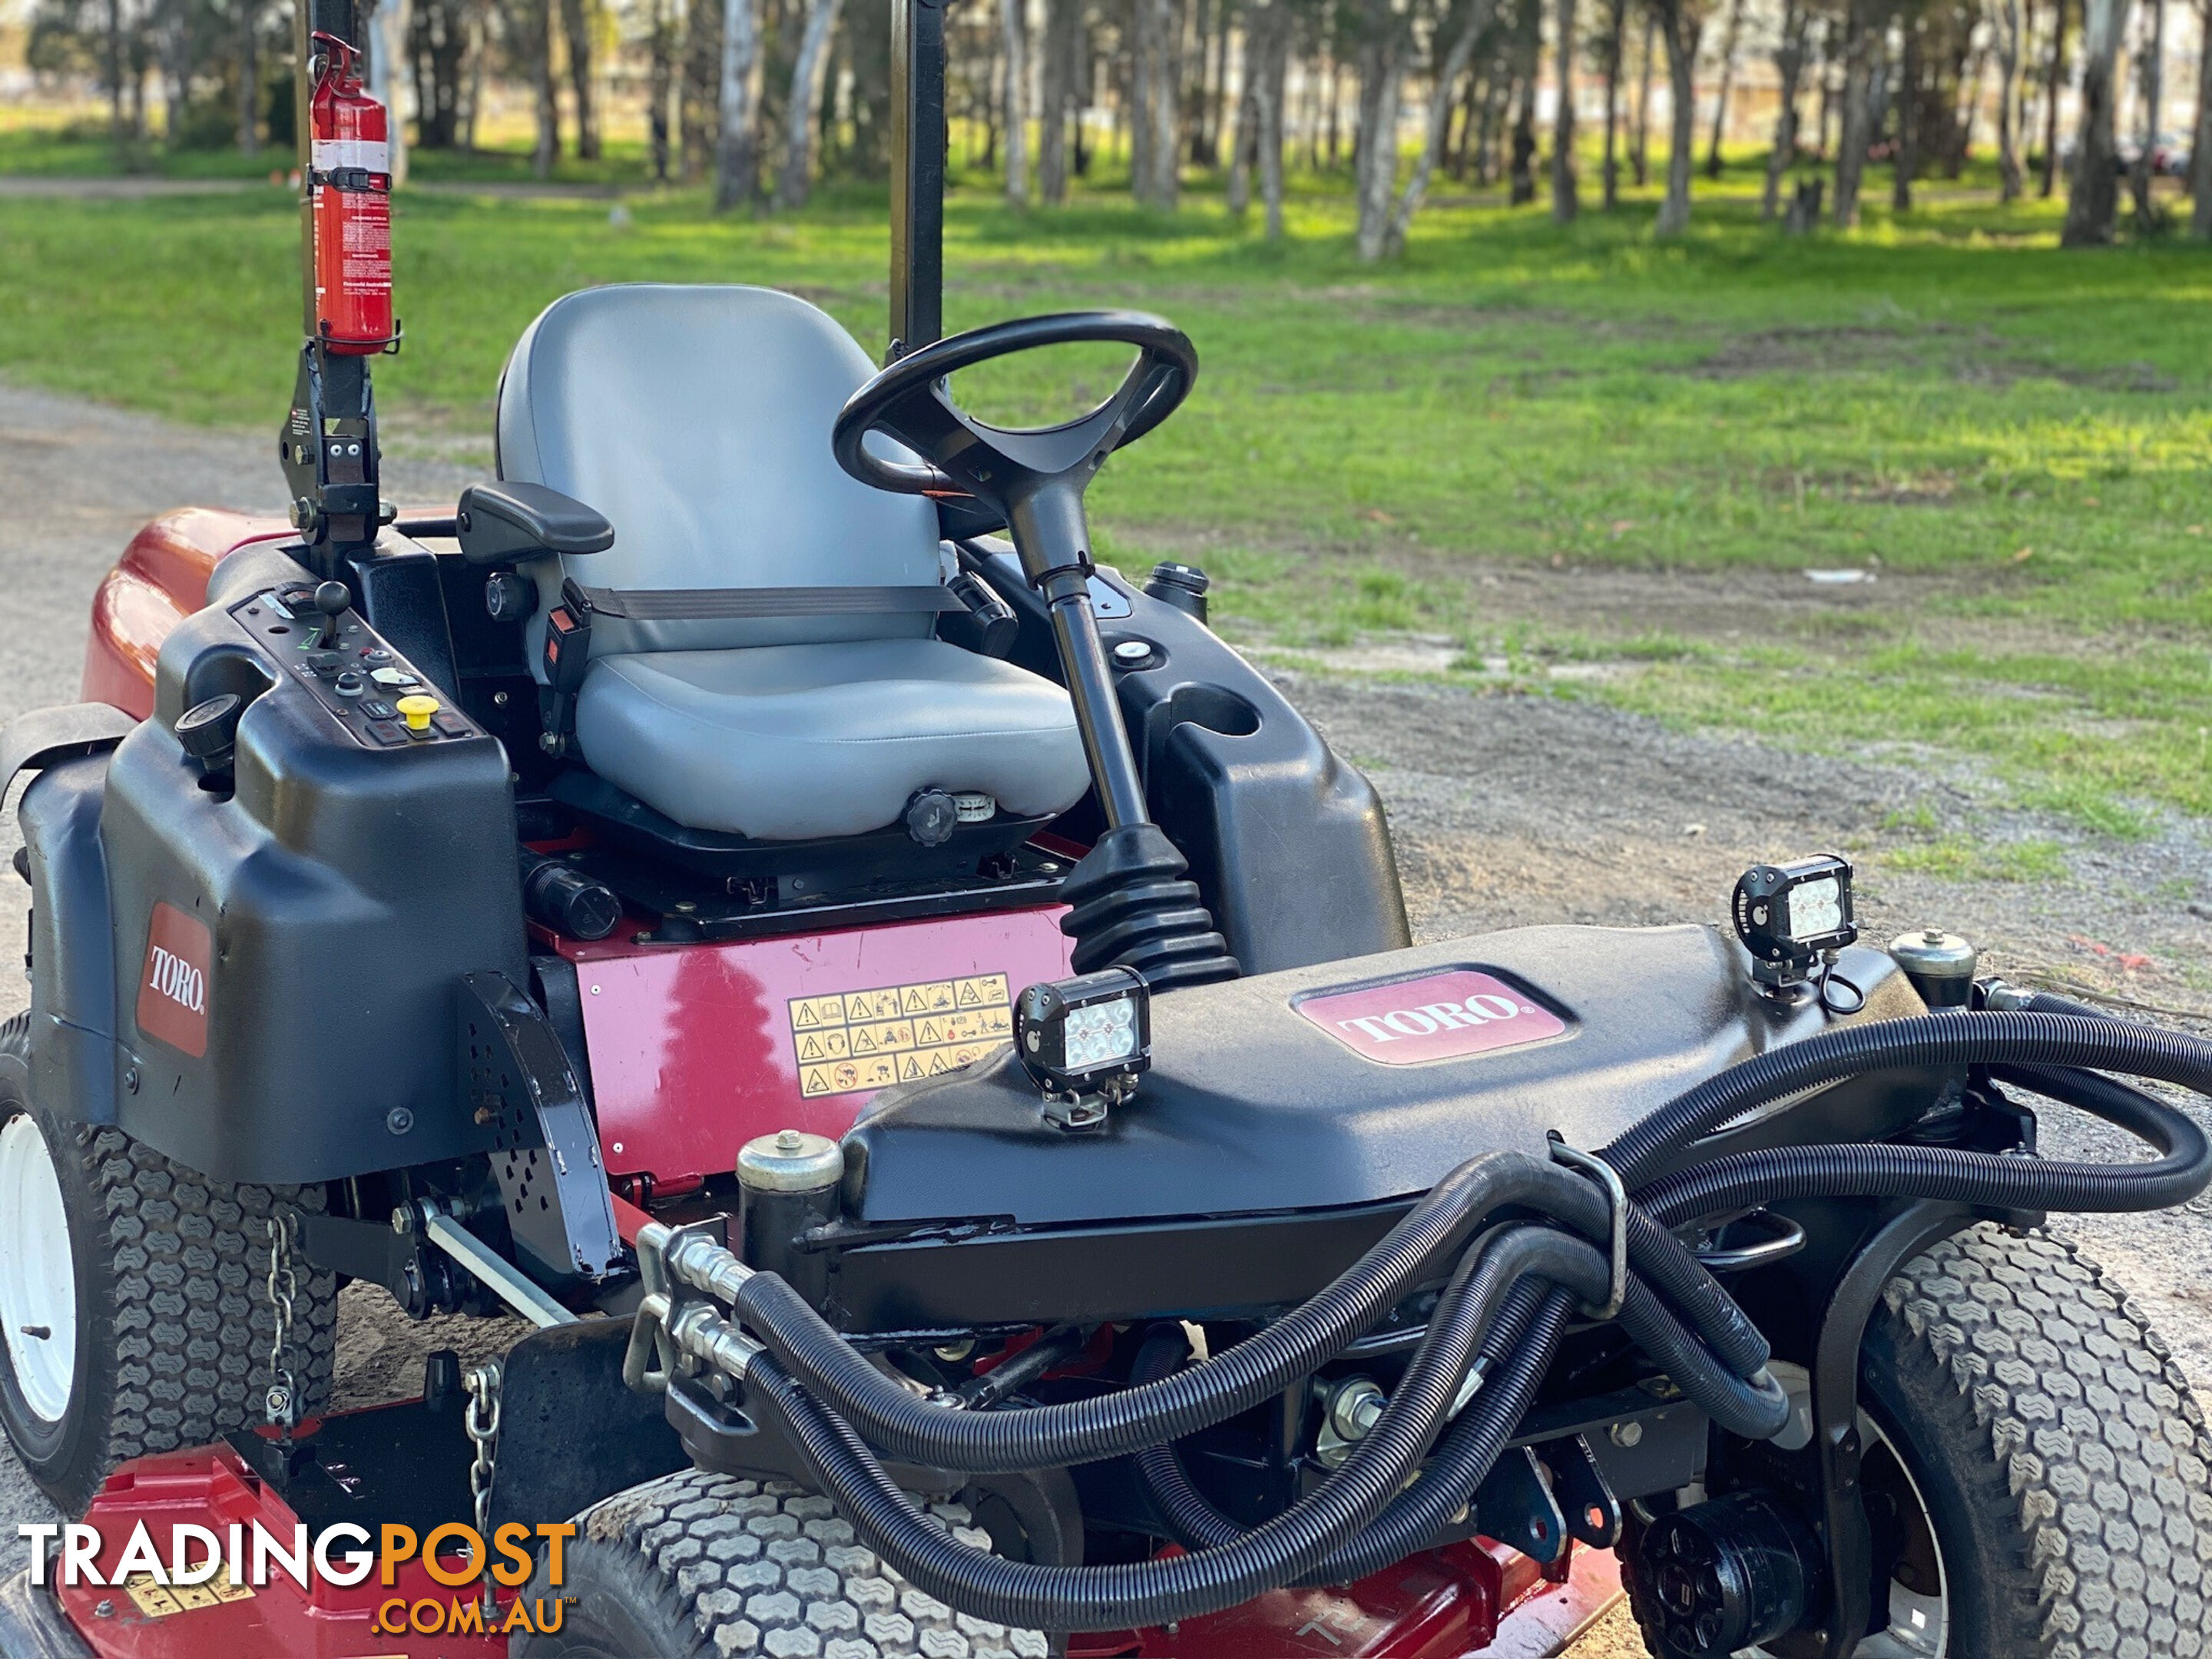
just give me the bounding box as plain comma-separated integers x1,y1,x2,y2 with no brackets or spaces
497,283,1090,842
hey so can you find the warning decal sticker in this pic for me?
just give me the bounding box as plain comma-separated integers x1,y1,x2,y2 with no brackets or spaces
790,973,1014,1098
120,1565,255,1620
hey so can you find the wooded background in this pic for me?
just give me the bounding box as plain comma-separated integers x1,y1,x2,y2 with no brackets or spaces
10,0,2207,251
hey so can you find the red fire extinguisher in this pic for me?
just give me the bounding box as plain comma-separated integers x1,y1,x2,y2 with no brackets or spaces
308,33,394,353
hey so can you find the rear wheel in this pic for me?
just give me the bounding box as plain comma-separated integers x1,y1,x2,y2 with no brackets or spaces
1625,1224,2212,1657
0,1015,339,1514
516,1468,1051,1659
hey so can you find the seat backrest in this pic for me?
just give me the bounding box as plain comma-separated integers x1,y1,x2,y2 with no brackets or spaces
497,283,942,656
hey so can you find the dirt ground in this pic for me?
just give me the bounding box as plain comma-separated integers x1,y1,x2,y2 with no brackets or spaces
2,383,2208,1653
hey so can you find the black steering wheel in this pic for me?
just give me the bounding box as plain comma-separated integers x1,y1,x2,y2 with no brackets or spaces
831,311,1197,510
833,311,1199,837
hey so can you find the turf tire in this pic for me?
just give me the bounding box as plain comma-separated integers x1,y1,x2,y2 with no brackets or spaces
0,1013,338,1515
516,1467,1052,1659
1624,1222,2212,1657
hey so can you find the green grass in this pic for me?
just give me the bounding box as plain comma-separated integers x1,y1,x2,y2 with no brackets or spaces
1,139,2207,831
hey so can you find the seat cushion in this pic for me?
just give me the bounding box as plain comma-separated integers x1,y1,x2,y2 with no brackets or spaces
575,639,1091,841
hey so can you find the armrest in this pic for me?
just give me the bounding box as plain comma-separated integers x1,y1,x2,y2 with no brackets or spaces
456,482,615,565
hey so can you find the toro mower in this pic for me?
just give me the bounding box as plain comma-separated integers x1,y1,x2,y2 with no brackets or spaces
3,4,2211,1657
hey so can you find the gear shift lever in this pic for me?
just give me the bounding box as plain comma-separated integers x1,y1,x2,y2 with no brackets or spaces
311,580,351,648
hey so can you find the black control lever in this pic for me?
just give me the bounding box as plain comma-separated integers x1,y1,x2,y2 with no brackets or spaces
311,580,351,648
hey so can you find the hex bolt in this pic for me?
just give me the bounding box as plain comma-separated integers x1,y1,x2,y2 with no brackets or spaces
1609,1421,1644,1448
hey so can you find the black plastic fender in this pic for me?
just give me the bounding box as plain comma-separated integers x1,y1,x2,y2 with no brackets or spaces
15,753,124,1128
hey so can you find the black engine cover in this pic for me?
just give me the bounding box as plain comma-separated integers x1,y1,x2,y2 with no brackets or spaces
830,927,1929,1330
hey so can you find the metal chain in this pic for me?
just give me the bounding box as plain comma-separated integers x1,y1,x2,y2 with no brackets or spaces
464,1359,503,1618
263,1213,299,1435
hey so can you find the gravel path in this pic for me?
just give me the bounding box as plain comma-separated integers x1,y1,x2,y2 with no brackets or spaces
2,384,2207,1650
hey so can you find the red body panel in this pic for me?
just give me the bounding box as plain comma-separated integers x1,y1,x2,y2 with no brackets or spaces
82,509,291,717
561,909,1076,1186
50,1444,512,1659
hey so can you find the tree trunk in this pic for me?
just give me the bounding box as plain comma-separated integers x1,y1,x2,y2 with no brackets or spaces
648,0,674,179
1131,0,1181,204
1654,0,1699,233
1226,0,1260,211
1508,68,1537,203
1762,0,1806,217
1630,6,1654,184
1551,0,1579,217
1038,0,1075,200
1833,0,1873,224
1599,0,1625,206
773,0,840,205
105,0,129,151
462,0,488,150
1995,0,2024,198
1387,0,1501,249
1353,0,1409,257
237,0,260,153
161,0,190,148
2061,0,2121,242
560,0,598,159
1704,0,1744,176
999,0,1030,202
514,0,560,177
2127,0,2164,228
2193,0,2212,237
715,0,760,207
369,0,413,182
1257,0,1291,235
1892,10,1918,210
2039,0,2067,194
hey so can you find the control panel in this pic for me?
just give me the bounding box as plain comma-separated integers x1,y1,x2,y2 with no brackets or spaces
230,582,482,750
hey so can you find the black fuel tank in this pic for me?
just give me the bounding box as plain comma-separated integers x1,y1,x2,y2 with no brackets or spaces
844,926,1929,1231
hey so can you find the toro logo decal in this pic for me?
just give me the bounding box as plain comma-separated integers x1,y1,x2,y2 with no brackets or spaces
1294,969,1567,1065
136,902,211,1059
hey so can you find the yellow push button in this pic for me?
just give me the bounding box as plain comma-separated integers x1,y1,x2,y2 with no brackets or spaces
395,694,441,737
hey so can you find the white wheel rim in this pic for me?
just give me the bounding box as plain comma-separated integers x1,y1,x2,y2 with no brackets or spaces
0,1114,77,1424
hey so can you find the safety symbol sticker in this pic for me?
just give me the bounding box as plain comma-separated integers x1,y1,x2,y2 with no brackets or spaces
120,1565,256,1620
792,974,1013,1097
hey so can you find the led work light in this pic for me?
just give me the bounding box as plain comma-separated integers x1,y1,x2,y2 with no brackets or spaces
1732,855,1858,994
1015,968,1151,1125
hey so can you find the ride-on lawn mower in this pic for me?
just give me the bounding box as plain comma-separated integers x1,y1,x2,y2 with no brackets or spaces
5,8,2212,1659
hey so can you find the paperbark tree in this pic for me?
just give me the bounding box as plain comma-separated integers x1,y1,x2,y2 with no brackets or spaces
1551,0,1579,217
1131,0,1181,206
2193,0,2212,237
647,0,676,179
1253,0,1292,235
2038,0,2067,194
1598,0,1626,206
2060,0,2121,243
1892,5,1918,210
1630,5,1654,184
1352,0,1410,258
1037,0,1078,203
237,0,259,152
1702,0,1743,175
1832,0,1874,224
773,0,841,206
1651,0,1701,233
1760,0,1808,217
2126,0,2164,228
1000,0,1030,203
1226,0,1260,210
1995,0,2024,198
714,0,759,208
1387,0,1503,249
561,0,598,158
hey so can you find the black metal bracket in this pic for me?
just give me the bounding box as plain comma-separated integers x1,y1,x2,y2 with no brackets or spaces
459,970,622,1285
278,341,382,570
887,0,946,356
1473,1444,1570,1565
1809,1198,1975,1657
1538,1433,1623,1550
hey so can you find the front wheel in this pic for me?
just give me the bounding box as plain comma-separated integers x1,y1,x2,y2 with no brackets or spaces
0,1015,338,1515
1626,1224,2212,1657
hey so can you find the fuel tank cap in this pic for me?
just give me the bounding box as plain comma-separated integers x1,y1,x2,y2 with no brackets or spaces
738,1128,844,1193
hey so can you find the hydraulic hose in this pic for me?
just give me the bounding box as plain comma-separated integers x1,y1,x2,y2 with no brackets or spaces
1639,1063,2212,1226
733,1151,1638,1472
1599,1009,2212,1187
750,1227,1607,1631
